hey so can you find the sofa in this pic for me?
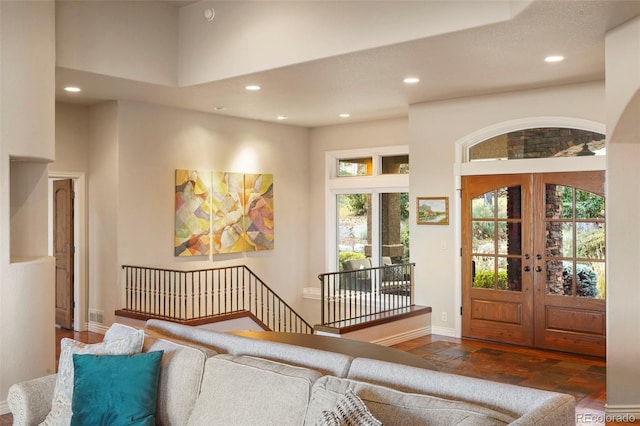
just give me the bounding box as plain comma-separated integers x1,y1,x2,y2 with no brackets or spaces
7,320,576,425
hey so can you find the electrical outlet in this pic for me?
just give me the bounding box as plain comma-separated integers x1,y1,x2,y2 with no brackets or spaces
442,312,448,322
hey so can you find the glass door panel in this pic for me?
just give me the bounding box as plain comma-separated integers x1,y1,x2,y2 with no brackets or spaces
497,186,522,219
504,257,522,291
380,192,409,264
337,194,371,270
472,256,495,289
543,184,605,299
470,187,523,292
545,222,573,258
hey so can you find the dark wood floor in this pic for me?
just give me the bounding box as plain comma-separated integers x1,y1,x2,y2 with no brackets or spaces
0,329,628,426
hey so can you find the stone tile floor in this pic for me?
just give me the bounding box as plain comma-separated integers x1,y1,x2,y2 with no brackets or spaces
391,335,630,426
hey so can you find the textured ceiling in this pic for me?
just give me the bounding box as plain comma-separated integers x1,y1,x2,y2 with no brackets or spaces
56,0,640,128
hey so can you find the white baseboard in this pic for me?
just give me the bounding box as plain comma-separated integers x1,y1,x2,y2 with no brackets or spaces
605,404,640,420
372,326,431,346
302,286,321,300
87,321,109,334
0,400,9,416
430,325,457,337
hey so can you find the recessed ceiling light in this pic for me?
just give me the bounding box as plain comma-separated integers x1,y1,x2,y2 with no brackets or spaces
277,115,288,120
338,113,351,118
245,85,261,91
403,77,420,84
64,86,81,92
213,107,227,111
544,55,564,63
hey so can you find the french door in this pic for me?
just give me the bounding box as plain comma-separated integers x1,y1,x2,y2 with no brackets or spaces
462,171,606,357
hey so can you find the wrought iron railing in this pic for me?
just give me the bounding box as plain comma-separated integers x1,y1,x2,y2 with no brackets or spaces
121,264,313,334
318,263,415,326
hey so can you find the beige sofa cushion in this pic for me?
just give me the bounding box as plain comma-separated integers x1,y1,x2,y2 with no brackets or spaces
188,354,322,426
143,336,215,426
346,357,574,424
304,376,516,426
145,320,353,377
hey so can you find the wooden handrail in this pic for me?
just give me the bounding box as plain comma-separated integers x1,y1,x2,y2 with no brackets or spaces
120,264,314,334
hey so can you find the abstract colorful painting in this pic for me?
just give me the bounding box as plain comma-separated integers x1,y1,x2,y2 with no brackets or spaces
175,169,275,256
243,173,274,251
211,172,248,254
174,170,211,256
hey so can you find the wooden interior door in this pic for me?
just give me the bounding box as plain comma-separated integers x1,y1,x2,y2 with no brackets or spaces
54,179,74,329
533,171,606,357
462,174,534,346
462,172,606,356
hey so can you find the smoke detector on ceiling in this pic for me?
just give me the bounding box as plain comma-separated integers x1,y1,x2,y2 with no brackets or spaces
204,8,215,21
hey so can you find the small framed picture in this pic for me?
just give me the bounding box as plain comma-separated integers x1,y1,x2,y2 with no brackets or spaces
416,197,449,225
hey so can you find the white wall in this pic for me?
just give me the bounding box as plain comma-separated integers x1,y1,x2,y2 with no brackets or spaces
0,0,56,409
74,101,311,326
0,0,4,410
408,82,605,335
51,103,90,174
87,102,120,328
56,1,178,86
2,258,55,393
1,0,55,161
605,16,640,415
9,162,50,260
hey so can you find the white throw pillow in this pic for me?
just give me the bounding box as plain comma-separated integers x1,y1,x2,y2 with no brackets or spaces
39,328,144,426
315,389,382,426
102,322,141,342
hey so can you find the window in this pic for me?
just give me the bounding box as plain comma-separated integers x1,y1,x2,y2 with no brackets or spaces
338,193,371,267
337,192,409,270
381,155,409,174
338,157,372,176
328,148,409,271
469,128,606,161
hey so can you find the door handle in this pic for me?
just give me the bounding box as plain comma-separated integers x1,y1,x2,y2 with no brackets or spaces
524,266,531,272
536,254,542,260
535,266,542,272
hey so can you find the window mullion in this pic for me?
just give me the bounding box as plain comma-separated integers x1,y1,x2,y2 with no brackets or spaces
370,191,381,266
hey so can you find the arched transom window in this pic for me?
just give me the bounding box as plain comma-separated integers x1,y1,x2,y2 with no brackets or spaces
469,128,606,162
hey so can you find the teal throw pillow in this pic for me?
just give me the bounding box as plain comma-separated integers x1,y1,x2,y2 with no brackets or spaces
71,351,164,426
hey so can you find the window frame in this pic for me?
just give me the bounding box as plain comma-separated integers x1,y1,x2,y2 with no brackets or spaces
325,146,409,272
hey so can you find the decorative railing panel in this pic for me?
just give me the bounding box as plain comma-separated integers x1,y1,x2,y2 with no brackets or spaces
121,265,313,334
318,263,415,325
